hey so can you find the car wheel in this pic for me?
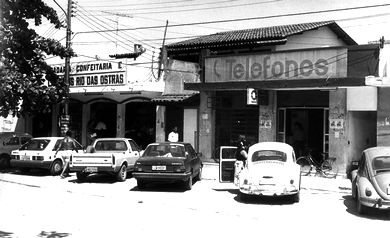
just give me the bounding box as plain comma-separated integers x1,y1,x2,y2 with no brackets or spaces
116,164,127,182
50,160,63,176
185,175,193,190
292,192,300,203
76,172,88,182
356,191,367,215
0,154,11,169
195,166,202,182
137,179,146,189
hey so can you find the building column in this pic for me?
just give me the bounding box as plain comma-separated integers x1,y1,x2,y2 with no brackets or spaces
329,88,348,175
81,104,90,146
198,91,215,161
258,90,277,142
117,103,126,138
155,105,166,142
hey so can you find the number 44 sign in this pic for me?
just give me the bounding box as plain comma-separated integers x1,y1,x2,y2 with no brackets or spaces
247,88,258,105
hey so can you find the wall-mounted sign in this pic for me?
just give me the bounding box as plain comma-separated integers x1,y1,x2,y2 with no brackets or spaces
52,60,127,87
260,120,272,129
247,88,258,105
330,119,344,129
205,48,347,82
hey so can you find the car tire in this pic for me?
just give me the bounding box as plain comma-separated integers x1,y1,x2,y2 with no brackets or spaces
137,179,146,189
185,175,193,190
292,192,300,203
50,160,63,176
356,191,368,215
116,164,127,182
195,166,202,182
76,172,88,182
0,154,11,169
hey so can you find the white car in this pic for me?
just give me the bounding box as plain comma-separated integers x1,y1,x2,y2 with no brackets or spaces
10,137,83,175
233,142,301,202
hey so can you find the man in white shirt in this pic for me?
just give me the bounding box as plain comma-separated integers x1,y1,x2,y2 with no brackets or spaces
168,126,179,142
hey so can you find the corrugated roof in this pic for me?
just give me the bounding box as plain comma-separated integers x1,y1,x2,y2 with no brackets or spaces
166,21,356,51
151,93,199,104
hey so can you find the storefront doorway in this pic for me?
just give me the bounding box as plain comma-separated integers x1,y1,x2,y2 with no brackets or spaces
89,102,117,138
278,108,328,159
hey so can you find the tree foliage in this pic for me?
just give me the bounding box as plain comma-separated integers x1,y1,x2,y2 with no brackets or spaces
0,0,73,118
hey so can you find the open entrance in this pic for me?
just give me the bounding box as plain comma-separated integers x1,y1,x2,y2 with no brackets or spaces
125,102,156,149
89,102,117,138
280,109,327,159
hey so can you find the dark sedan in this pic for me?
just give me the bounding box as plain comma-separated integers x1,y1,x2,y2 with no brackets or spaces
133,142,202,190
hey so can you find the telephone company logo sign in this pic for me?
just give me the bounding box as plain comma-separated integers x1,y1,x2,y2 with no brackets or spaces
205,48,347,82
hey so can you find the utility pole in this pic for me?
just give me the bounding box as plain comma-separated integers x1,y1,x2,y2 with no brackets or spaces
60,0,73,135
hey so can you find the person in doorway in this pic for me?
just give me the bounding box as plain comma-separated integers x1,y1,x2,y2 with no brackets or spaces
95,120,107,138
54,130,79,178
168,126,179,142
235,134,249,166
292,122,306,157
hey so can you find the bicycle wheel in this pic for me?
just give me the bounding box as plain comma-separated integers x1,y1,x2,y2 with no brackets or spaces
296,156,311,176
322,159,338,178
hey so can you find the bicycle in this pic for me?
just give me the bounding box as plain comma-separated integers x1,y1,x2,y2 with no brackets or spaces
296,151,338,178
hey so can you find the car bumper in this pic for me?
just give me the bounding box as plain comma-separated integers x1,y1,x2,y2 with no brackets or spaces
10,159,52,170
360,197,390,210
132,171,191,181
69,165,119,173
239,184,299,196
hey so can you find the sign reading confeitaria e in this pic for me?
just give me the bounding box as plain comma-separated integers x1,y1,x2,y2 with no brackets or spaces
205,48,347,82
52,60,127,87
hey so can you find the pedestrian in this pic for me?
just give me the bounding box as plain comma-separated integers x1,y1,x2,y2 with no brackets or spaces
292,122,306,157
235,135,249,166
168,126,179,142
55,130,78,178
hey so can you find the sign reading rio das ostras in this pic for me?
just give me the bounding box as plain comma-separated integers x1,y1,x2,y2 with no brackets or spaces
52,60,127,87
205,48,347,82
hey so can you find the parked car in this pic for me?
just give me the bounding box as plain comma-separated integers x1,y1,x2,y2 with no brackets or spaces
133,142,203,190
69,138,142,182
351,146,390,214
0,132,32,169
10,137,83,175
234,142,301,202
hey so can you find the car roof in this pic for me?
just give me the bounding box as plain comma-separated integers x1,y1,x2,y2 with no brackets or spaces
364,147,390,160
248,142,294,153
147,142,189,146
94,138,133,141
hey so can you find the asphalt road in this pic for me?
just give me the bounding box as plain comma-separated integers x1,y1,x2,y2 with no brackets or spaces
0,166,389,238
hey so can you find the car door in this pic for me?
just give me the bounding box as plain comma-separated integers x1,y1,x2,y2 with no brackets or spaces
127,139,141,169
186,144,200,174
219,146,237,183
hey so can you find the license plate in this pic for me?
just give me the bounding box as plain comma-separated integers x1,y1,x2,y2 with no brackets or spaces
85,167,98,172
152,165,166,171
21,155,30,160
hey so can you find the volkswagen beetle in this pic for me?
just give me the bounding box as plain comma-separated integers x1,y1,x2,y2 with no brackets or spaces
351,147,390,214
235,142,301,202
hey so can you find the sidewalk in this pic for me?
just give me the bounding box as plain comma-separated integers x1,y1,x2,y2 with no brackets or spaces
202,162,352,193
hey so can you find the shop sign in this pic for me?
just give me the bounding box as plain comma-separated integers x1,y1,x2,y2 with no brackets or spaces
52,60,127,87
330,119,344,130
246,88,258,105
205,48,347,82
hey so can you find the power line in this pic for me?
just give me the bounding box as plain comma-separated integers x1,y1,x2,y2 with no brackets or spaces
75,3,390,34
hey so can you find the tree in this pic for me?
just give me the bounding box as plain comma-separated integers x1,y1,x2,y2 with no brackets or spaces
0,0,74,118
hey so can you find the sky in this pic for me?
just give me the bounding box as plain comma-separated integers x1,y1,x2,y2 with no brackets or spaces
37,0,390,82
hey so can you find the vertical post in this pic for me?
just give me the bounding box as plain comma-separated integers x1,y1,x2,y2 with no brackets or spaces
61,0,72,135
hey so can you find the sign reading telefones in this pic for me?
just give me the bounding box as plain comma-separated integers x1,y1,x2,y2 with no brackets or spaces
52,60,126,87
205,48,347,82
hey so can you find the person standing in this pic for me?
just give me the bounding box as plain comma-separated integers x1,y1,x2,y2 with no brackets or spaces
235,134,249,165
168,126,179,142
55,130,78,178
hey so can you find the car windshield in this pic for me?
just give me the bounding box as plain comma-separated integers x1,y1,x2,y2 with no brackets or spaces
251,150,287,162
143,144,185,157
94,141,127,151
19,139,50,151
372,156,390,172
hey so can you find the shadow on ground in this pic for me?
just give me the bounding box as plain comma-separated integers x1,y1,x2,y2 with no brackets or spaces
129,180,202,193
343,195,390,220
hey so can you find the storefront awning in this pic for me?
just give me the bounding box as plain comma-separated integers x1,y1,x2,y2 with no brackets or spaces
151,93,200,105
184,77,366,91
